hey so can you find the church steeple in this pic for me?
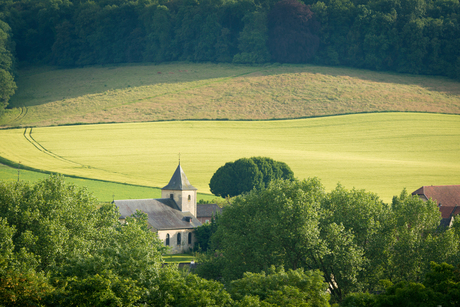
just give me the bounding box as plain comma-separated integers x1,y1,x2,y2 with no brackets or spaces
162,163,197,191
161,162,197,217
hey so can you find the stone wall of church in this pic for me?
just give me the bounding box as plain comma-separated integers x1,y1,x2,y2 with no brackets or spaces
157,229,196,254
161,189,197,217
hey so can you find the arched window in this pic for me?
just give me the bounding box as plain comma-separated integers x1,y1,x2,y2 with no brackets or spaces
165,234,170,246
177,233,181,245
188,232,192,245
188,195,191,201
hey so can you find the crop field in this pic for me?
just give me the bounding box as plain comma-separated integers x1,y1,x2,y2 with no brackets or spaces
1,112,459,203
1,63,460,128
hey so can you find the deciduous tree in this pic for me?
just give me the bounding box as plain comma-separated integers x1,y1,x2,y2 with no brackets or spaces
209,157,294,197
268,0,320,63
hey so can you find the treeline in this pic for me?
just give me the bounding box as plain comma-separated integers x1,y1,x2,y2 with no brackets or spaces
0,0,459,112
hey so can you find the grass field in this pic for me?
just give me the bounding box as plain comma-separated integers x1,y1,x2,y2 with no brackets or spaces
1,63,459,127
1,112,459,203
0,163,216,203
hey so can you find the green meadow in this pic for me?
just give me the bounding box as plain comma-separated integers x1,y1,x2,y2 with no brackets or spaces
1,112,459,203
0,163,216,203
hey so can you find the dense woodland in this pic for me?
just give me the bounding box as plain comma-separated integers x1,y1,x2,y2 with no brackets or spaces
0,0,460,114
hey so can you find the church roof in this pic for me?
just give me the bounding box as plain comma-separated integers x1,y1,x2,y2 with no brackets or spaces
197,203,223,218
115,198,201,230
162,164,197,191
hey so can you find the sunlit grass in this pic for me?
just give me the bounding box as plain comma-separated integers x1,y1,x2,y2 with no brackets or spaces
163,254,195,263
1,63,459,127
1,112,459,203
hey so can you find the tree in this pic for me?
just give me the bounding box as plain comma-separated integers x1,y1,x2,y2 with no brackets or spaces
267,0,320,63
384,189,446,283
233,11,271,64
0,20,16,113
251,156,295,188
194,214,220,252
320,185,393,295
206,178,325,281
209,157,294,197
229,266,330,307
0,175,107,271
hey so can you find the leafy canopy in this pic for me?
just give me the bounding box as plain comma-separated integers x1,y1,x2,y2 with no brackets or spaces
209,156,294,197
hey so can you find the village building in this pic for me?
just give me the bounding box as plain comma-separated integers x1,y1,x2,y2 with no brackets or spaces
196,203,223,224
115,163,202,254
412,185,460,227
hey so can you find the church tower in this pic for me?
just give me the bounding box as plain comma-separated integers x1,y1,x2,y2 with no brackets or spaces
161,163,198,217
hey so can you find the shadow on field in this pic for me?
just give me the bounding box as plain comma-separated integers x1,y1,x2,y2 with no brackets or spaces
9,63,460,110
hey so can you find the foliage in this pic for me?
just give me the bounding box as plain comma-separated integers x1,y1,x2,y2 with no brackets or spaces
268,0,320,63
199,178,460,302
209,157,294,197
0,19,16,113
0,0,458,82
206,178,325,281
233,11,270,64
0,269,54,307
148,265,233,306
0,175,108,271
209,157,263,197
229,266,330,307
48,271,142,307
342,262,460,306
195,213,220,252
0,175,237,306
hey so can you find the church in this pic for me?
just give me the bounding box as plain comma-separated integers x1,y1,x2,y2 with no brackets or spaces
114,163,202,254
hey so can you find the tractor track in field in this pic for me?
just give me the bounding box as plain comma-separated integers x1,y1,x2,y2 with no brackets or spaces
2,106,28,127
23,127,84,167
21,128,133,178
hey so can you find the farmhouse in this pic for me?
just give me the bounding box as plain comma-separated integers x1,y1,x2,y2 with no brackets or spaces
412,185,460,227
115,163,202,254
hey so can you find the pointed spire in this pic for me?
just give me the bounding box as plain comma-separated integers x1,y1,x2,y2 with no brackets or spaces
162,164,197,191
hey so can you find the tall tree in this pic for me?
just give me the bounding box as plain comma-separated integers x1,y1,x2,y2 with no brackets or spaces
268,0,320,63
209,178,326,281
0,20,16,113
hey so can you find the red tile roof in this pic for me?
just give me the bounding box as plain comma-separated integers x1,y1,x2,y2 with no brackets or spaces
412,185,460,218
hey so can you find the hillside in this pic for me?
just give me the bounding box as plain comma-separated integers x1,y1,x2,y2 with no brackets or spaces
1,63,460,128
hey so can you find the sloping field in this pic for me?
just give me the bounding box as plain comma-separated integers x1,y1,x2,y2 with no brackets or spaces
1,63,460,127
0,112,459,203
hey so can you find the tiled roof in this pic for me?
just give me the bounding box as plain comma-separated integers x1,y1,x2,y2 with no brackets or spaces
115,198,201,230
412,185,460,219
197,203,223,218
162,164,197,191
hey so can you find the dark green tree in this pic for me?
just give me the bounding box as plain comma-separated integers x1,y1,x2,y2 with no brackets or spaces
0,20,16,113
233,11,271,64
268,0,320,63
209,157,264,197
194,213,219,252
209,157,294,197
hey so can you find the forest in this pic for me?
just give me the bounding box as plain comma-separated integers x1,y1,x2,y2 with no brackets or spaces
0,0,460,113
